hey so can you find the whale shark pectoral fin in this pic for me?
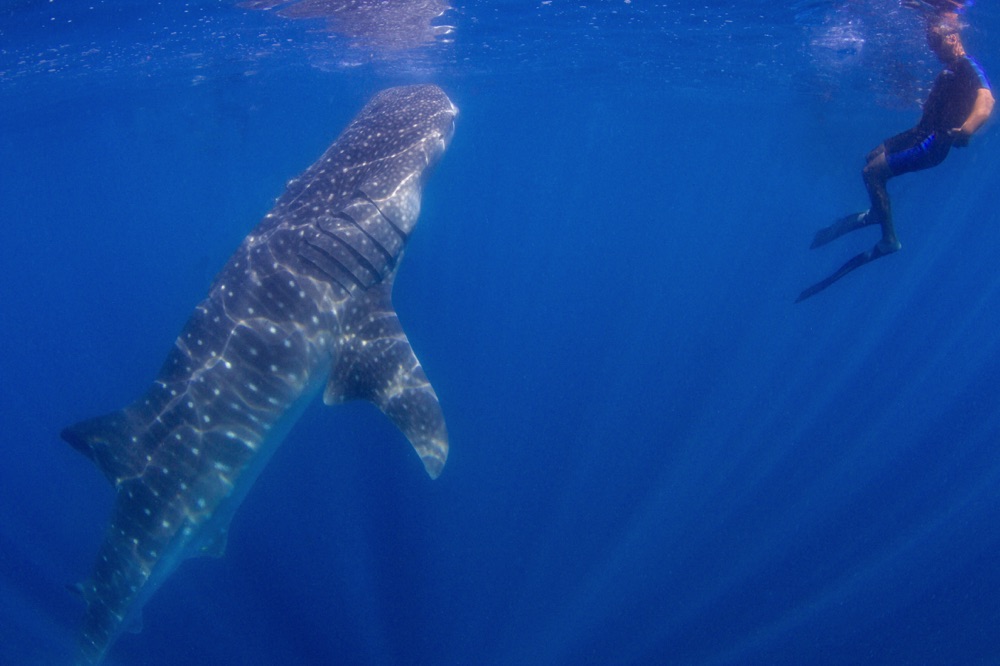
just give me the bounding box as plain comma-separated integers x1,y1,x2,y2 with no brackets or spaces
372,361,449,479
324,330,449,478
324,283,448,478
61,411,144,486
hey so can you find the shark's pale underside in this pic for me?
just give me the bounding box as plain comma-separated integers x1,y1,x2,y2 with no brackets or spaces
61,84,457,664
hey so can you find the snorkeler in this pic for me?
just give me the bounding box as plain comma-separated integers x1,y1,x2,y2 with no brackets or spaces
797,10,994,302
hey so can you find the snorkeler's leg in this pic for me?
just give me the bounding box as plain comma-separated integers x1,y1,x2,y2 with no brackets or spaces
865,142,887,163
809,143,894,249
863,151,902,252
796,242,899,302
797,140,913,300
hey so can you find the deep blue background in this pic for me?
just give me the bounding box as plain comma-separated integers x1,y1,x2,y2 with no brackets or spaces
3,1,1000,664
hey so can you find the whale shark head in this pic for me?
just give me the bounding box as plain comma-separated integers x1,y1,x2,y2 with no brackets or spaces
348,84,458,236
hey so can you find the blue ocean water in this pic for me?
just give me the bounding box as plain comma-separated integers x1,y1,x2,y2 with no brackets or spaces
3,1,1000,664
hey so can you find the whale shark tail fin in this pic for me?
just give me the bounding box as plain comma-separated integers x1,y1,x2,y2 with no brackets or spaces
324,280,449,479
61,410,141,486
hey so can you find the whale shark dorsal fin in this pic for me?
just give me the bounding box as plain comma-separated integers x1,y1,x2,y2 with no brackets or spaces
324,280,449,478
61,411,143,486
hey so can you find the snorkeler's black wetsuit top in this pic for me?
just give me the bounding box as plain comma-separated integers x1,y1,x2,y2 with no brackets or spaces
885,55,990,175
919,55,991,133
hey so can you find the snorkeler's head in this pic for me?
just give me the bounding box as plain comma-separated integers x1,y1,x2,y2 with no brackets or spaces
926,15,965,60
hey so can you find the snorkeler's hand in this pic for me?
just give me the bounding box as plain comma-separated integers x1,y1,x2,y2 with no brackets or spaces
948,127,971,147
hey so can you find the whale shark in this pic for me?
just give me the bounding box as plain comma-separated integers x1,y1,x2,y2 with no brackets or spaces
61,84,457,664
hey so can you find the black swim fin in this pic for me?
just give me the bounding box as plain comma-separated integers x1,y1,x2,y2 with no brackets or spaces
796,242,898,303
809,210,873,249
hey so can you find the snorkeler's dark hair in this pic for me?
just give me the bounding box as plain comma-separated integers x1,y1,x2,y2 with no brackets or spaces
903,0,972,16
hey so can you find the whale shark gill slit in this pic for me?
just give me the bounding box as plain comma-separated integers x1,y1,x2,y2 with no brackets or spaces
315,216,389,282
358,188,410,241
329,208,399,269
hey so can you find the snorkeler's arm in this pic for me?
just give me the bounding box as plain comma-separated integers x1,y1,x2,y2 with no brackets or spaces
954,87,995,137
